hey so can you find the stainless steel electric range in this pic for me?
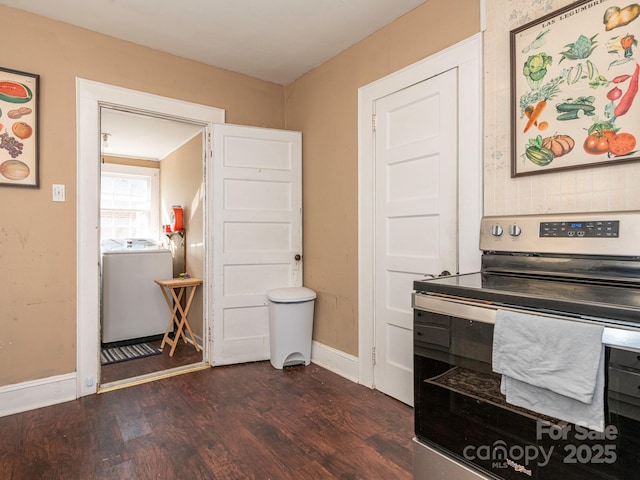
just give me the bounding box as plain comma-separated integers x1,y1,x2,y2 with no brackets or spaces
412,211,640,480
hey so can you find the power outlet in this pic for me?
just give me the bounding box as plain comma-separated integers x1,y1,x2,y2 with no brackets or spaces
52,184,65,202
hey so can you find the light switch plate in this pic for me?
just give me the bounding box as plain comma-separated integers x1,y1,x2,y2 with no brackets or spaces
53,184,65,202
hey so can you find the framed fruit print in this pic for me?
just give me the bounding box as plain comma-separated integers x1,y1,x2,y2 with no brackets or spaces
0,67,39,187
511,0,640,176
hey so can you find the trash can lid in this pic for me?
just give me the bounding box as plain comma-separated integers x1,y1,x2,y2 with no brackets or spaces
267,287,317,303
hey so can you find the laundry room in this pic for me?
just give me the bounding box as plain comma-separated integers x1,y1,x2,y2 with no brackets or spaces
99,107,205,383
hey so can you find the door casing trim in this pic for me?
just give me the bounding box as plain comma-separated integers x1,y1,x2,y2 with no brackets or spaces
357,33,483,389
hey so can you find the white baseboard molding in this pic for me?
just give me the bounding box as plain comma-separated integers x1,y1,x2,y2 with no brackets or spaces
0,372,77,418
310,340,360,384
0,344,358,418
185,333,204,349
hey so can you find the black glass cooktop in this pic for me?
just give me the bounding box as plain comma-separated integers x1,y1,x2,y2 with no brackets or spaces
414,272,640,326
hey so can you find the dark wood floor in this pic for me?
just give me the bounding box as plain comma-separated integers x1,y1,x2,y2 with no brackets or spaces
0,361,414,479
100,338,203,384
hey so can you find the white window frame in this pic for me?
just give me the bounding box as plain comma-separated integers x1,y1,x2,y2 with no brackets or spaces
100,163,160,240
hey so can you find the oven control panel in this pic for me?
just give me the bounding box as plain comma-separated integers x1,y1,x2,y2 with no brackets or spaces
540,220,619,237
480,211,640,256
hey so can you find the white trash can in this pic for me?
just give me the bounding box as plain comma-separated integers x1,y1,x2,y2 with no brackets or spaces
267,287,316,369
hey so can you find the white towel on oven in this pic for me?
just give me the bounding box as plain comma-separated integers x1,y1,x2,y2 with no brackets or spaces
492,309,605,432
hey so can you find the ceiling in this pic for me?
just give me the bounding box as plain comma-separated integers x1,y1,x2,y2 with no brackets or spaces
100,109,203,161
0,0,427,85
2,0,427,159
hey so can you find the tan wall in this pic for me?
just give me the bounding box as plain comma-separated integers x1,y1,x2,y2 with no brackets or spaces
159,134,205,339
0,6,284,387
12,0,621,389
285,0,481,355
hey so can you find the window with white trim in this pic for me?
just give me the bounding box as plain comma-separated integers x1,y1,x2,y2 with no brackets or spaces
100,163,160,240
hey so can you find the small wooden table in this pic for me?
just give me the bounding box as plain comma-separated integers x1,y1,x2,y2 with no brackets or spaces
155,277,203,357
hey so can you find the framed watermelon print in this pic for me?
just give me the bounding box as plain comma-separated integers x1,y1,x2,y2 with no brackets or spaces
511,0,640,176
0,67,39,188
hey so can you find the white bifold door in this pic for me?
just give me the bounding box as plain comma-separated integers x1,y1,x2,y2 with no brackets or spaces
211,124,302,365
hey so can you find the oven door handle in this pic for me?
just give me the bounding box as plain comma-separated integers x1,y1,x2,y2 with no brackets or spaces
413,294,496,324
412,293,640,352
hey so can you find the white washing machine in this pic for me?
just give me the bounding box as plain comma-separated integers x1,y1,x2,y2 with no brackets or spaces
101,238,173,344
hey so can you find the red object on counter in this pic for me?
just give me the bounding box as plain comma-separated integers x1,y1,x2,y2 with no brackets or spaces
170,206,183,232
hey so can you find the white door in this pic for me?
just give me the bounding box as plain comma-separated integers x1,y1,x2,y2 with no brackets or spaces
211,124,302,365
373,69,458,405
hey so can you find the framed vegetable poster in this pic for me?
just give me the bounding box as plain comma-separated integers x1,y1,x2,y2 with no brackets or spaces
0,67,39,187
511,0,640,176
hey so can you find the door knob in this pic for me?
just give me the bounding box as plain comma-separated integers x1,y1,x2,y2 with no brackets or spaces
294,254,301,261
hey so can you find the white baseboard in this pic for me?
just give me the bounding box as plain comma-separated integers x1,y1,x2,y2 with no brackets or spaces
0,343,358,418
0,372,77,418
310,340,360,384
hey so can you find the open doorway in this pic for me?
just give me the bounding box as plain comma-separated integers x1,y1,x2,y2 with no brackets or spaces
77,79,301,398
76,79,226,397
98,107,207,387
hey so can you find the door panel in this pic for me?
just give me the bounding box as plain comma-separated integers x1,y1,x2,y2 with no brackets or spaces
211,124,302,366
374,69,458,405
